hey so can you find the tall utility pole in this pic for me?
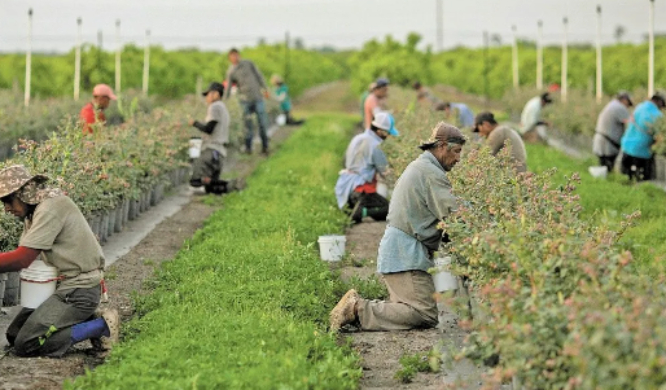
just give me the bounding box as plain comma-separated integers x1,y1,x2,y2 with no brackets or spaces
284,31,291,85
512,25,519,90
115,19,121,95
483,31,489,109
561,17,569,103
25,8,33,107
648,0,655,97
436,0,443,51
74,17,82,101
142,30,150,95
596,6,603,103
537,20,543,90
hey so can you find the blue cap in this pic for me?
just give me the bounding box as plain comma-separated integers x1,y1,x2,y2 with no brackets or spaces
372,111,399,137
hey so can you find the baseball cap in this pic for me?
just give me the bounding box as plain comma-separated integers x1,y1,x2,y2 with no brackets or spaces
371,112,399,136
202,82,225,96
473,112,498,132
419,122,466,150
374,78,390,89
616,91,633,107
93,84,117,100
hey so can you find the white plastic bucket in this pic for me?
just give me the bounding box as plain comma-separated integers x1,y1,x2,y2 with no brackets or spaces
376,182,389,198
20,260,59,309
318,235,346,262
276,114,287,126
588,165,608,179
432,256,458,292
189,137,202,159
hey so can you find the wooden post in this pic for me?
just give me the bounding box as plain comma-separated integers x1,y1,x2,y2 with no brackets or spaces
74,17,82,100
537,20,543,90
596,6,603,103
115,19,121,94
648,0,655,97
483,31,489,109
284,31,290,85
512,25,519,90
561,17,568,103
436,0,443,51
24,8,33,107
143,30,150,95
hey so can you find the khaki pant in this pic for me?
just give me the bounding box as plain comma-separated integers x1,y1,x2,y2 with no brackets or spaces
357,270,438,331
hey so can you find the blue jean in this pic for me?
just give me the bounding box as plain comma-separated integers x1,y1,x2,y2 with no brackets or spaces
240,100,270,151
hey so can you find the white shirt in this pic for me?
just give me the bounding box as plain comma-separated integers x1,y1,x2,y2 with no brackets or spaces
520,96,542,134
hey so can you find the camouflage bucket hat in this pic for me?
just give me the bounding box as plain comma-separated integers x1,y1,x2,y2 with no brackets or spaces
0,165,49,199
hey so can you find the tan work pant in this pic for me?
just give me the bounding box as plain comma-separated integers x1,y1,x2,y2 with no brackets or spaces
357,270,438,331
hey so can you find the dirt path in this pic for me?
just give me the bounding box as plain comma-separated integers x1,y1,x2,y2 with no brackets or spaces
0,123,296,390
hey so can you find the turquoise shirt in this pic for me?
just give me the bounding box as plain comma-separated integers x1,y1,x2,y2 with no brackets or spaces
275,84,292,112
621,101,663,159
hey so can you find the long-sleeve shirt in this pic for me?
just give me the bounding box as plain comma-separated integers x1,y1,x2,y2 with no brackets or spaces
593,99,631,157
223,59,267,102
335,129,388,209
520,97,543,134
621,100,663,159
377,151,458,274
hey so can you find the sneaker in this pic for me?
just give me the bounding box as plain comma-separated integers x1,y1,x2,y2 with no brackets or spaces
91,308,119,354
329,289,360,331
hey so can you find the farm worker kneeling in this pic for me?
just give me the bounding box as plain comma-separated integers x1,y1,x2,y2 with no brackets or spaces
620,93,666,181
188,82,242,195
436,102,475,129
592,91,633,173
335,112,398,224
363,78,390,130
519,92,552,142
473,112,527,173
270,74,304,126
0,165,118,357
79,84,116,134
330,123,466,331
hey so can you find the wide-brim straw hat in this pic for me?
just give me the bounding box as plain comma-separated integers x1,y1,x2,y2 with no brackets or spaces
0,165,49,199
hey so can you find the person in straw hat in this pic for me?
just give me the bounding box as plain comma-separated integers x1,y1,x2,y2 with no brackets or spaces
0,165,118,357
330,122,466,331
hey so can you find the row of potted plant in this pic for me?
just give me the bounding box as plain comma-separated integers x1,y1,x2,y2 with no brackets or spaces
382,104,666,388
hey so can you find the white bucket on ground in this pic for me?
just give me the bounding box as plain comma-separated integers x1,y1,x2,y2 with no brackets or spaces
588,165,608,179
276,114,287,126
20,260,59,309
188,137,202,159
376,182,389,198
432,256,458,292
318,235,346,262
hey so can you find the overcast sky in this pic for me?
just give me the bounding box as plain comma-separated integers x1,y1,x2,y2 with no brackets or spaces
1,0,664,53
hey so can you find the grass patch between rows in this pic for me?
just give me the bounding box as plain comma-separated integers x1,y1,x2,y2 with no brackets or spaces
68,114,362,389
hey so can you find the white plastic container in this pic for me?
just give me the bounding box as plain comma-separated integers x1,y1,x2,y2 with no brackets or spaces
376,182,389,198
20,260,59,309
432,256,458,292
588,165,608,179
318,235,346,262
276,114,287,126
188,137,202,159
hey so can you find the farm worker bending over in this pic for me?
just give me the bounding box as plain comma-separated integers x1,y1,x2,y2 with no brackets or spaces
620,92,666,181
224,48,271,155
473,112,527,173
79,84,116,134
363,78,390,130
330,123,466,331
188,82,242,195
0,165,118,357
413,81,441,108
593,91,633,173
335,112,398,224
436,102,475,129
270,74,304,126
519,92,552,142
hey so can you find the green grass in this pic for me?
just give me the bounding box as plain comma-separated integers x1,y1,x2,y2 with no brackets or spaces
67,114,361,390
526,144,666,269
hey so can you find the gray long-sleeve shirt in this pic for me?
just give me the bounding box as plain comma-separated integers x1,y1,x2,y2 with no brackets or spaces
224,59,267,102
377,151,459,274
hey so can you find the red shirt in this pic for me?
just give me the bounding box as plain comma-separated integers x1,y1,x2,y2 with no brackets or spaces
79,102,106,134
354,176,377,194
